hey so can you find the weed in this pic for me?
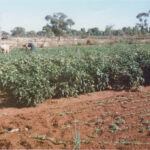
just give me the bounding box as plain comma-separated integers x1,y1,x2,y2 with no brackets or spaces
86,140,93,144
29,135,63,145
0,129,8,134
142,120,150,125
59,112,65,116
66,111,73,115
138,128,145,133
83,121,92,126
120,126,130,131
138,116,144,121
61,124,70,129
106,99,115,103
93,127,104,134
87,100,92,105
88,134,98,138
145,99,150,102
114,116,121,120
80,105,89,109
109,124,119,133
146,125,150,131
99,141,109,144
73,120,80,150
133,99,141,103
81,139,93,144
95,119,106,125
102,111,111,117
93,106,102,110
119,139,132,145
116,119,125,125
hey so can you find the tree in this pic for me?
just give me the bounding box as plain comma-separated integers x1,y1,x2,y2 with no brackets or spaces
80,28,87,38
132,26,141,35
42,25,54,37
136,11,149,34
11,27,26,37
26,30,37,37
44,12,75,37
37,31,46,37
66,19,75,29
71,29,80,36
122,27,133,35
66,18,75,35
104,25,114,36
1,31,9,36
112,29,124,36
87,27,102,36
1,31,10,40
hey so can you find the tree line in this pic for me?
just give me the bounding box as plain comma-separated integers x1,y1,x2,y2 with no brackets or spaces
1,10,150,38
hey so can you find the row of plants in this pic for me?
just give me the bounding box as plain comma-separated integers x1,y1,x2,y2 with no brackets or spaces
0,44,150,106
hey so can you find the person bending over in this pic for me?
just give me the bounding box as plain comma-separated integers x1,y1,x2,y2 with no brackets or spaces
24,42,36,53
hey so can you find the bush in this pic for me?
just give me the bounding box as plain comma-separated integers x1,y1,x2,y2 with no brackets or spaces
135,49,150,85
107,52,144,90
86,39,98,45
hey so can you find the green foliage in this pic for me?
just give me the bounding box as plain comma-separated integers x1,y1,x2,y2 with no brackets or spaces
116,119,126,125
134,49,150,85
11,27,26,37
0,44,150,106
107,50,144,90
45,12,75,37
136,11,150,34
109,124,119,133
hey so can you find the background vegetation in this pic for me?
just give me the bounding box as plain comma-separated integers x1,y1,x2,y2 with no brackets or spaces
1,10,150,38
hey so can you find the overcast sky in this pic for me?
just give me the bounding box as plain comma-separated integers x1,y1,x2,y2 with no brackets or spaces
0,0,150,32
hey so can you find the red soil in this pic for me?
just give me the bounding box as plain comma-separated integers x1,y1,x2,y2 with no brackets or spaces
0,87,150,149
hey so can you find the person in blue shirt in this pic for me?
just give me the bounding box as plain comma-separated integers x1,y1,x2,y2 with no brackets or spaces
23,42,36,53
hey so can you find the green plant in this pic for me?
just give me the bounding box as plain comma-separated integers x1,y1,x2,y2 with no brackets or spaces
29,135,63,145
109,124,119,133
73,120,80,150
146,125,150,131
61,124,70,129
95,119,106,125
40,43,44,48
93,127,104,134
0,44,150,106
142,120,150,125
116,119,126,125
138,128,145,133
58,112,65,116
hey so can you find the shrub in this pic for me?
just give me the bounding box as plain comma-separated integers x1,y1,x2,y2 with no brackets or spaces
86,39,98,45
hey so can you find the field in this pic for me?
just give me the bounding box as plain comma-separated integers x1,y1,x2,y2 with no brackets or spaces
0,43,150,149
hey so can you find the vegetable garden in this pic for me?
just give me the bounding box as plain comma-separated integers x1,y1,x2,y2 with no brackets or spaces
0,44,150,106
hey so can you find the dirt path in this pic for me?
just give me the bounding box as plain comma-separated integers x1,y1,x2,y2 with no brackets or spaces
0,87,150,149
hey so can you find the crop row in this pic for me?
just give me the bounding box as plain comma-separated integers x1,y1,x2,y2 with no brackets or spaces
0,44,150,106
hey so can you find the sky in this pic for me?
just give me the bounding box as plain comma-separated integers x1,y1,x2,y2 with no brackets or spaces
0,0,150,33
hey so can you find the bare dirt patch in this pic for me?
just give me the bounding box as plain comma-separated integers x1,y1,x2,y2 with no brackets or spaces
0,87,150,149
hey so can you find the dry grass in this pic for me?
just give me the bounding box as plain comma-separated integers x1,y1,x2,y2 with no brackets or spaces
0,36,150,50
